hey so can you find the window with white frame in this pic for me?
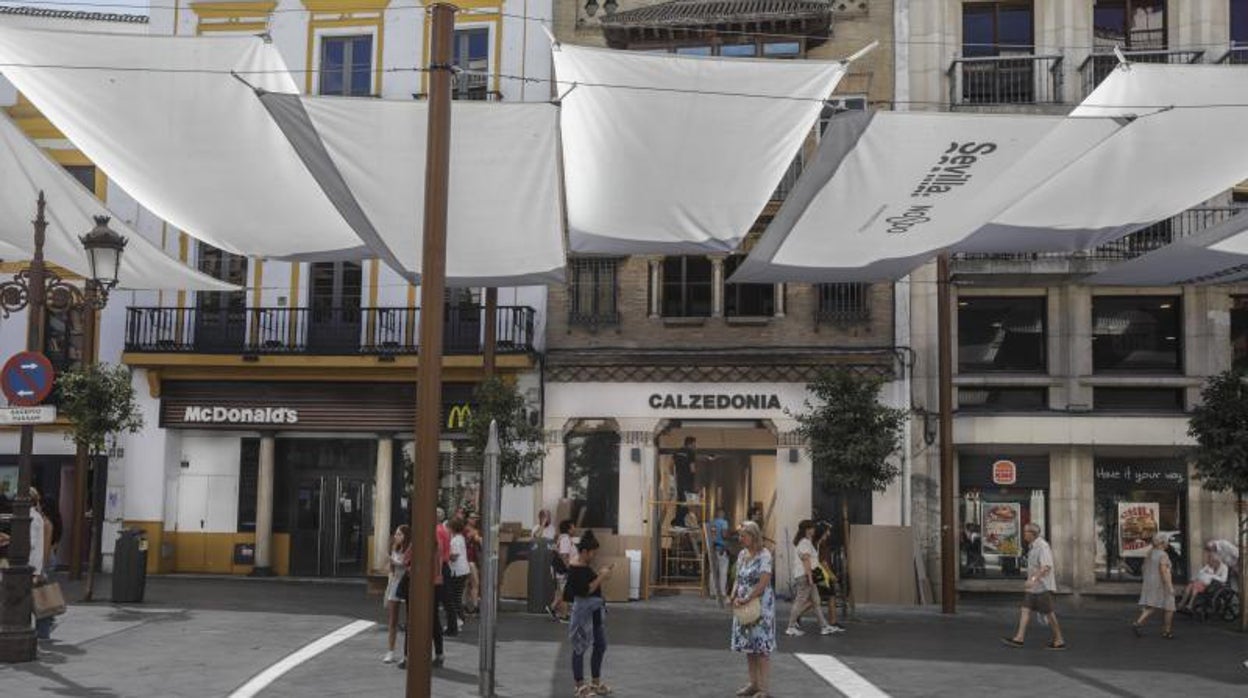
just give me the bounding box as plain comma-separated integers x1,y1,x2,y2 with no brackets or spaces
452,27,490,100
319,34,373,96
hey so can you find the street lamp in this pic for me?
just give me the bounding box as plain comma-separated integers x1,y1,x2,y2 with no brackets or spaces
0,193,125,663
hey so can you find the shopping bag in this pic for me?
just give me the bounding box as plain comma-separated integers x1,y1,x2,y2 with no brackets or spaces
33,580,67,619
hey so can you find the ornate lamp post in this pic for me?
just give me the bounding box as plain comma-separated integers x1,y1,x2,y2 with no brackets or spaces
0,194,124,663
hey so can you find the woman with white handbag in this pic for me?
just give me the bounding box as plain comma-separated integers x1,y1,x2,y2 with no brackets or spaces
731,521,775,698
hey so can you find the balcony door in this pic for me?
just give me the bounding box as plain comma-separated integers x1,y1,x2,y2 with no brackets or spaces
307,261,363,354
195,243,248,352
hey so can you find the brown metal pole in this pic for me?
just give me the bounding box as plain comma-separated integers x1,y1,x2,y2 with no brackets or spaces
407,4,456,696
0,192,48,663
69,288,97,581
937,253,957,614
483,287,497,377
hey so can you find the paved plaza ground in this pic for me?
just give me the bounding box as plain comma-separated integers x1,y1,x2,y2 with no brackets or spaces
1,575,1246,697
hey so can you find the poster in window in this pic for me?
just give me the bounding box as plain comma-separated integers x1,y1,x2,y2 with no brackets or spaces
982,503,1021,558
1118,502,1159,558
0,465,17,501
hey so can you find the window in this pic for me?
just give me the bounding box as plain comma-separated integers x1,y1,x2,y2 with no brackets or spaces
720,43,757,58
958,296,1046,373
43,305,85,375
452,28,490,100
319,35,373,96
565,428,620,531
959,387,1048,411
63,165,97,196
1235,0,1248,45
815,283,871,324
1232,296,1248,371
723,255,773,318
568,257,620,327
1093,387,1184,412
238,438,259,532
676,46,712,56
1092,296,1181,373
633,40,803,58
762,42,801,58
661,256,712,318
1094,458,1189,583
962,1,1034,57
1093,0,1167,50
959,455,1050,579
197,243,247,314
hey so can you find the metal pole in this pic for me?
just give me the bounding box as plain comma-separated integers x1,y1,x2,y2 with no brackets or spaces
937,253,957,614
478,421,501,697
0,192,49,663
483,287,497,378
70,283,98,582
407,4,456,696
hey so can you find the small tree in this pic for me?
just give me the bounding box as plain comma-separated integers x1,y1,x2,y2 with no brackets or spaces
465,376,544,488
57,363,144,601
795,368,907,615
1187,369,1248,631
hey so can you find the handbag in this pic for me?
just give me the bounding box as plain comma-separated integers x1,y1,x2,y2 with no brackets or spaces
396,571,410,602
732,596,762,626
33,580,67,619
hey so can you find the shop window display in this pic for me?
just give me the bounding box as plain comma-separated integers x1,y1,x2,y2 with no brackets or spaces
565,428,620,532
1094,458,1188,583
959,455,1049,579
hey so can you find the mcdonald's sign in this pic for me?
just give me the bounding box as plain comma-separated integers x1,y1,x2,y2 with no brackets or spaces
445,403,473,431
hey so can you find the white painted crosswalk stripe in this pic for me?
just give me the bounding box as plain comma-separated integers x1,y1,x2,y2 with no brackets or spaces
228,619,375,698
796,653,891,698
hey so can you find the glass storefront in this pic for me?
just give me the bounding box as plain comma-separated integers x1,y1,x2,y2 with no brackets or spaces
959,455,1050,579
1094,458,1188,583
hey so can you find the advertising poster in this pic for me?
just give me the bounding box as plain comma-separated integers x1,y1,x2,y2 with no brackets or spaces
982,502,1021,558
0,465,17,500
1118,502,1160,558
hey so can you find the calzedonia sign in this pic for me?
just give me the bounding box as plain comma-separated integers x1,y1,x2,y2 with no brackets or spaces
182,406,299,425
649,393,783,410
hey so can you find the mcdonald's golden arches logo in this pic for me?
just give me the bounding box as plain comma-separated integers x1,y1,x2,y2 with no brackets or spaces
446,403,473,430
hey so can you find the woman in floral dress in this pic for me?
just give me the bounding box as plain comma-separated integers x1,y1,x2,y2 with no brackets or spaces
731,520,775,698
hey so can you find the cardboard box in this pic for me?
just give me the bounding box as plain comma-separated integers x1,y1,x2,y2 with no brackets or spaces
500,560,528,600
598,556,630,603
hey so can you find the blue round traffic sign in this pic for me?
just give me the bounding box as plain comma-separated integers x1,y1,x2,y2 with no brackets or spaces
1,351,55,407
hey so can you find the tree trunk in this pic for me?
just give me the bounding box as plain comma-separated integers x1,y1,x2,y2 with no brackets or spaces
841,497,855,619
82,453,105,602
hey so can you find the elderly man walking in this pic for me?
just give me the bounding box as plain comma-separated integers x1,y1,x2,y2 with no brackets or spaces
1001,523,1067,650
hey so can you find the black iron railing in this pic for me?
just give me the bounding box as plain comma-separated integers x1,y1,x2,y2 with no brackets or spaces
1080,49,1204,97
124,305,535,355
568,257,622,329
1217,44,1248,64
815,282,871,325
772,154,804,202
948,54,1064,107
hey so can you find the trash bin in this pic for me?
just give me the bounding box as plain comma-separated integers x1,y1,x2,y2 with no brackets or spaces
527,538,554,614
112,528,148,603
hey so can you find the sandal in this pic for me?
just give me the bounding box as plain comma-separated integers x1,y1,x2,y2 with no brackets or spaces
1000,637,1024,648
591,681,613,695
574,686,593,697
1045,641,1068,651
736,685,759,697
1161,630,1175,639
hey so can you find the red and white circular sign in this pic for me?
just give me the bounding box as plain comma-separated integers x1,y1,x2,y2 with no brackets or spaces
991,459,1017,486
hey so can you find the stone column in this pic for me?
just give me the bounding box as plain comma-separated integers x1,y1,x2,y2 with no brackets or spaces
648,258,662,318
773,283,786,318
252,433,276,576
711,256,725,317
373,435,394,575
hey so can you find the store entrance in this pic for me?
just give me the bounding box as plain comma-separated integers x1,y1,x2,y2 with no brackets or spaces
290,475,372,577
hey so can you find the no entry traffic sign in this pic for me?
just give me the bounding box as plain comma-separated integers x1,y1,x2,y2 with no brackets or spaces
1,351,56,407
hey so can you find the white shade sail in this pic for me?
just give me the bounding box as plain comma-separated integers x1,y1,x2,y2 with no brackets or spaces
731,111,1123,282
0,26,380,263
1087,209,1248,285
554,43,847,255
0,111,235,292
257,94,565,285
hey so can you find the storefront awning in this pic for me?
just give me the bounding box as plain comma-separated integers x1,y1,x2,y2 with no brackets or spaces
0,111,236,292
1087,209,1248,285
554,43,846,255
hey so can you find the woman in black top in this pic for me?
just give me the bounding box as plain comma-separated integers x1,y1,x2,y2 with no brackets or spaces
566,531,613,697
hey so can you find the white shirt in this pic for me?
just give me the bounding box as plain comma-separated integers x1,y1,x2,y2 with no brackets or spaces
532,524,555,542
1026,537,1057,593
792,538,817,580
556,533,576,560
29,511,45,577
449,534,470,577
1197,561,1229,585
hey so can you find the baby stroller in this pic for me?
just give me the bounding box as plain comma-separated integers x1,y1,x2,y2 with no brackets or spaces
1191,570,1241,623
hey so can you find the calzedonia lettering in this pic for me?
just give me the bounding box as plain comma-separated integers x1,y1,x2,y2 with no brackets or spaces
182,406,299,425
649,393,782,410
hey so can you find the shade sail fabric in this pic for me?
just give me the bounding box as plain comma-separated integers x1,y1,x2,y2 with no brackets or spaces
554,43,846,255
1086,210,1248,285
731,111,1123,282
257,94,565,285
0,112,235,292
961,63,1248,253
0,26,381,263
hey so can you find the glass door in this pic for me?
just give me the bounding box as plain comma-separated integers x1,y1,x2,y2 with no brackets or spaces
195,243,248,352
290,476,325,577
307,261,363,353
333,477,371,577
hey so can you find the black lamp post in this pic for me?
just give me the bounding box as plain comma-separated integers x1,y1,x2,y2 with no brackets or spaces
0,194,124,663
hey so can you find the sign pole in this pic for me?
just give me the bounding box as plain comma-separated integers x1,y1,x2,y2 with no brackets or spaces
478,421,500,697
937,252,957,614
407,4,457,696
0,193,49,663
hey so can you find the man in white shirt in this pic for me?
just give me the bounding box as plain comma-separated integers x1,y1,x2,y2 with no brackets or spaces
1002,523,1066,650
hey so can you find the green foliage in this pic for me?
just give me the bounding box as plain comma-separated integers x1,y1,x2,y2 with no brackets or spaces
55,363,144,455
1188,370,1248,496
795,368,907,494
465,376,544,487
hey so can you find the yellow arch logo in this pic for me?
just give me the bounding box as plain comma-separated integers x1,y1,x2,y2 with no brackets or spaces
446,403,473,430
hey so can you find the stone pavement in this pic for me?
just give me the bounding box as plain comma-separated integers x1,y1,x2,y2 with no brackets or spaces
1,576,1246,697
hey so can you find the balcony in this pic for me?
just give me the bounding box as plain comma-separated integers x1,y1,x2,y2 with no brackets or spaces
947,54,1064,108
1079,49,1204,97
771,154,803,202
124,305,536,356
1217,44,1248,65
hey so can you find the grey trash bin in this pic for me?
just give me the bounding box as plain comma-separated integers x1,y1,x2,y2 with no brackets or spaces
112,528,148,603
527,538,554,614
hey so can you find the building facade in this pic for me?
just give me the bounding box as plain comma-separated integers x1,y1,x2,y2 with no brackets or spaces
901,0,1248,597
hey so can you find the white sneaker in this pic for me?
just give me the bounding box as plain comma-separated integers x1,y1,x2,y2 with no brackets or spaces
785,626,805,637
820,625,837,636
830,625,847,634
382,650,396,664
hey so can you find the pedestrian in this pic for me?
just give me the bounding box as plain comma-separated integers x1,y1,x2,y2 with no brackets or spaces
731,520,775,698
566,530,612,697
1178,544,1229,613
671,437,697,527
1132,532,1177,639
548,519,576,622
711,507,731,599
465,513,482,615
533,509,555,541
813,522,844,633
1001,523,1066,650
398,523,445,670
785,520,836,637
382,524,410,664
29,487,55,641
446,517,470,634
435,507,454,634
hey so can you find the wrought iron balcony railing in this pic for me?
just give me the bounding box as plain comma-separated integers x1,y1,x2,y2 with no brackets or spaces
1079,49,1204,97
948,54,1065,108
